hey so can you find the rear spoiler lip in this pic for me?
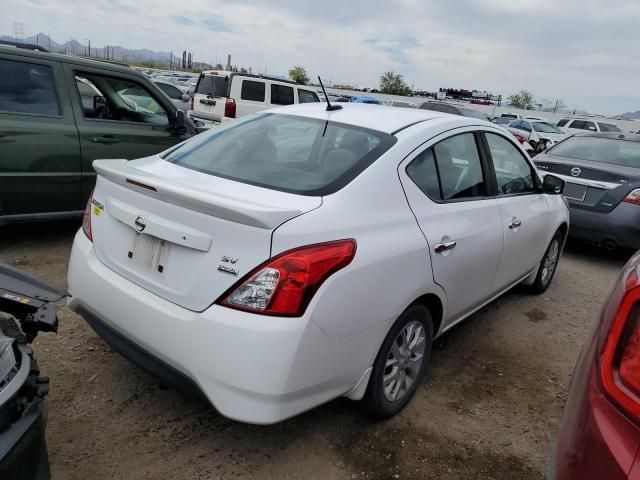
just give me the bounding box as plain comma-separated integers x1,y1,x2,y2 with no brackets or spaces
92,159,304,229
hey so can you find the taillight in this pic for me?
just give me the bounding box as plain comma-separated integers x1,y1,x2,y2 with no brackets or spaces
624,188,640,206
224,98,236,118
217,240,356,317
600,264,640,422
82,190,94,242
514,134,527,144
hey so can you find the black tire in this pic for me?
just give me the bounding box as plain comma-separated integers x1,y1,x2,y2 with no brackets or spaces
363,304,434,419
527,231,562,294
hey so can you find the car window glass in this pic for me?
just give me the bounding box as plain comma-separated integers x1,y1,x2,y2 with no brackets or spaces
270,84,294,105
241,80,265,102
547,137,640,169
74,74,169,125
156,83,182,99
196,75,227,97
433,133,486,200
298,89,319,103
557,119,569,127
0,59,60,116
597,122,623,133
486,133,535,195
406,148,441,200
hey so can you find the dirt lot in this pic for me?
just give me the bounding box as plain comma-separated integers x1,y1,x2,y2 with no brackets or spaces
0,220,632,480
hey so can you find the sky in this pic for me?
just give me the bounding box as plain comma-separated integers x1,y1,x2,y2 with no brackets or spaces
4,0,640,115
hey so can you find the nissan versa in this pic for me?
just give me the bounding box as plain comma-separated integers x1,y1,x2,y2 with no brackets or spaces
67,103,569,423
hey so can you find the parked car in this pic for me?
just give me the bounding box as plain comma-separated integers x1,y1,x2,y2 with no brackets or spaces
154,80,191,111
386,100,416,108
553,251,640,479
189,70,320,127
557,118,623,134
492,117,513,126
349,96,383,105
0,44,197,224
534,132,640,251
0,263,66,480
507,119,569,153
67,103,569,424
419,101,489,121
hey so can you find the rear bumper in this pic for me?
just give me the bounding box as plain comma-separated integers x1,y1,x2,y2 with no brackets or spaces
67,231,371,424
569,202,640,250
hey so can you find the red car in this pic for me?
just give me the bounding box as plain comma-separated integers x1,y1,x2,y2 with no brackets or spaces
554,251,640,479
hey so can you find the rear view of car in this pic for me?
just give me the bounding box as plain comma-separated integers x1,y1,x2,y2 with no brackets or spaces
534,133,640,251
554,252,640,479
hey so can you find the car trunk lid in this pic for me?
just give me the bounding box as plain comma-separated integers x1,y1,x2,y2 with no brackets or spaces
90,157,321,311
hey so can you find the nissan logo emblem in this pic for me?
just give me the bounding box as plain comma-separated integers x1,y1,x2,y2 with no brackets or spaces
571,167,582,177
134,216,146,232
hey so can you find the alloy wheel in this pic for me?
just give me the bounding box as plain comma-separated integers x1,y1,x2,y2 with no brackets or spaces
383,320,426,402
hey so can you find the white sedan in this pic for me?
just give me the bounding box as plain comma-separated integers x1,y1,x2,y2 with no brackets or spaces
67,103,569,424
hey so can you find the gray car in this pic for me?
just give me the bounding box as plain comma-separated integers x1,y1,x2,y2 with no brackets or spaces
534,132,640,251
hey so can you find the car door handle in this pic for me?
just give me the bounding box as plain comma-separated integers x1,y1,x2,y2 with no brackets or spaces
509,219,522,229
434,240,457,254
90,136,120,145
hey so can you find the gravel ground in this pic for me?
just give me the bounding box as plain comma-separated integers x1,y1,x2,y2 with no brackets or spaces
0,220,632,480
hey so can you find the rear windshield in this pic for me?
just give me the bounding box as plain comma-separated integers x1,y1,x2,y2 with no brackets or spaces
165,113,397,195
547,136,640,169
532,122,563,133
196,75,228,97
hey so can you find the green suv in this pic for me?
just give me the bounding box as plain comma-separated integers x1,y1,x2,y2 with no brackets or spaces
0,44,197,223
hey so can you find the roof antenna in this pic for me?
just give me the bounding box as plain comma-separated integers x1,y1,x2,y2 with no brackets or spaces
318,76,342,111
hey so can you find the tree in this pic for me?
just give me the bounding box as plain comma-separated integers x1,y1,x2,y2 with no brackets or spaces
288,66,309,85
507,90,535,110
379,71,412,96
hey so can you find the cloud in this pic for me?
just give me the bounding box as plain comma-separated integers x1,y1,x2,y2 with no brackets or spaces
5,0,640,114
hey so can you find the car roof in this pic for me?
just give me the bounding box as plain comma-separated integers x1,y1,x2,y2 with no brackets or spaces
571,132,640,142
264,103,463,134
0,44,137,77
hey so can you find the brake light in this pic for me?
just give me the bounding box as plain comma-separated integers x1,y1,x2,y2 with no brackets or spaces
224,98,236,118
600,266,640,422
217,240,356,317
624,188,640,206
514,134,527,144
82,190,94,242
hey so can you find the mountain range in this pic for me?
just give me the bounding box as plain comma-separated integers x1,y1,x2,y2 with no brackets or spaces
620,111,640,120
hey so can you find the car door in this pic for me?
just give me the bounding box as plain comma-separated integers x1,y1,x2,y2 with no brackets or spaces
399,129,504,325
482,131,551,291
0,55,81,217
63,64,188,207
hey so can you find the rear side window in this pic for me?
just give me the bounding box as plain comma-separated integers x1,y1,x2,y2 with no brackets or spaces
196,75,227,97
298,89,319,103
406,149,441,200
241,80,265,102
165,113,396,195
271,84,294,105
557,119,569,127
0,59,60,116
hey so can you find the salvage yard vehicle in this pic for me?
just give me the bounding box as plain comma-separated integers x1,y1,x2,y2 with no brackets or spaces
419,101,489,121
507,119,569,153
535,133,640,251
0,264,66,480
67,103,569,424
553,251,640,480
189,70,320,127
0,44,198,224
557,117,624,134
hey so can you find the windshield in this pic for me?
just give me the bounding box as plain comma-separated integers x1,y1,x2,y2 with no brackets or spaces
196,75,228,97
165,113,396,195
532,122,564,133
547,136,640,168
461,109,488,120
598,122,623,133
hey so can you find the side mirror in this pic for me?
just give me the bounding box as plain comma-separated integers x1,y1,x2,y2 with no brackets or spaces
174,109,187,133
542,174,564,194
182,93,190,102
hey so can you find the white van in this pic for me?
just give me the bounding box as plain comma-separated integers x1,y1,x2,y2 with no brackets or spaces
189,70,320,127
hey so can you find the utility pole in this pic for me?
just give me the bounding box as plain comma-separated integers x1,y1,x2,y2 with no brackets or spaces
85,39,91,57
13,22,24,43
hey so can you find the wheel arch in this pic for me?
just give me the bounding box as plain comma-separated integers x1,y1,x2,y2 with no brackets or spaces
411,292,445,338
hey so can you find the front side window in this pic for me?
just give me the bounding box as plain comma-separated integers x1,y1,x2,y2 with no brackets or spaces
598,122,623,133
298,89,319,103
165,113,396,195
241,80,265,102
433,133,486,200
156,82,183,100
486,133,535,195
556,119,569,127
74,74,168,125
569,120,596,131
271,84,294,105
0,59,60,116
